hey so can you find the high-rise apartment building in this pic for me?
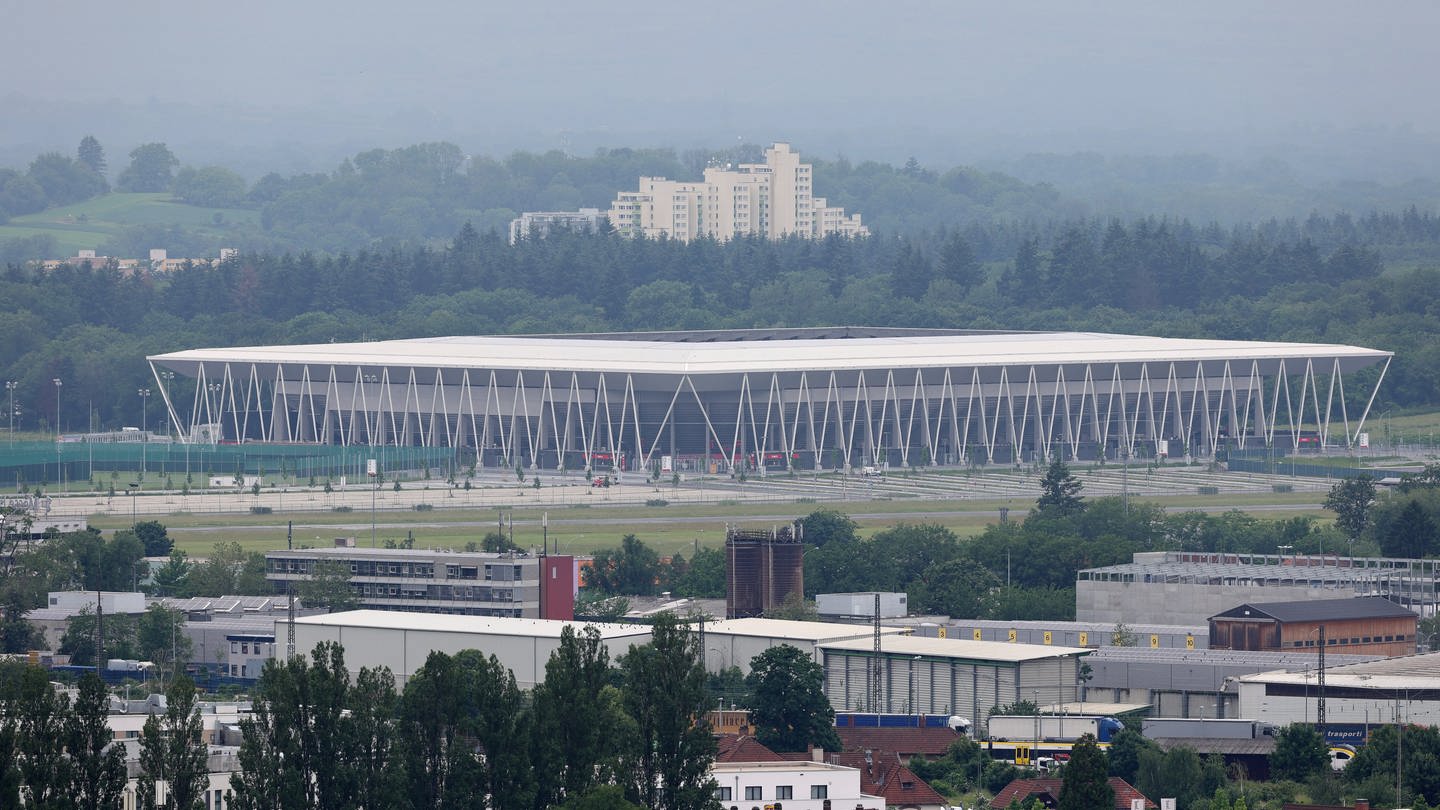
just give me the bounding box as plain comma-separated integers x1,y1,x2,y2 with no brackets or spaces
608,143,867,242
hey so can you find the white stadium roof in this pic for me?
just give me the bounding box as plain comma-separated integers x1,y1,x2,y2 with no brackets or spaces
149,330,1390,376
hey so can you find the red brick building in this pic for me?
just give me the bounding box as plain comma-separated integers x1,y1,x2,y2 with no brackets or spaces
1208,596,1417,656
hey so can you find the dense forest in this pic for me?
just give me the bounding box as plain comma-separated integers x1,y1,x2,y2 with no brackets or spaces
6,208,1440,431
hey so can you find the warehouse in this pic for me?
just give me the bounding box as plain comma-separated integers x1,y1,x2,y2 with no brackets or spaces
279,609,651,688
817,634,1089,722
698,617,906,674
1078,551,1440,626
1237,652,1440,744
145,326,1389,470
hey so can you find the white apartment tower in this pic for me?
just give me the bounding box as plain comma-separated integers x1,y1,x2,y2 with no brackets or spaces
608,143,867,242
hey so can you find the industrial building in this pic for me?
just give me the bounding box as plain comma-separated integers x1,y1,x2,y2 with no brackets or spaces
1208,596,1417,656
1080,646,1378,719
279,609,652,688
264,546,576,619
725,523,804,618
144,326,1390,472
817,634,1090,723
1237,651,1440,744
698,617,905,674
1078,551,1440,626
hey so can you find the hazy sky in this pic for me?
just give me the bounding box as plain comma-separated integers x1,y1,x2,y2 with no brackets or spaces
3,1,1437,167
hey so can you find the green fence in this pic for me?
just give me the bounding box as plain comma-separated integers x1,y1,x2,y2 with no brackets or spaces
0,441,459,489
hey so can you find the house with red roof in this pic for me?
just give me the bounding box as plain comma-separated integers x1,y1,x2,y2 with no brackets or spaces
992,776,1155,810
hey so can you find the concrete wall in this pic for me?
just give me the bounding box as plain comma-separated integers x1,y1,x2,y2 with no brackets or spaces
1077,580,1360,626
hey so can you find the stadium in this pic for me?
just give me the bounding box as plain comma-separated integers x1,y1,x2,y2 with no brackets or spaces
145,327,1391,474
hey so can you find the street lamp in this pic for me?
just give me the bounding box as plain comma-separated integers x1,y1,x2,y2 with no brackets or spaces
138,388,151,479
158,371,175,438
52,378,61,490
128,482,139,525
4,380,15,446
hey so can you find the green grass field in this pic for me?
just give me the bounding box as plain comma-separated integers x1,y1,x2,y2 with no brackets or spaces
83,491,1330,559
0,193,258,256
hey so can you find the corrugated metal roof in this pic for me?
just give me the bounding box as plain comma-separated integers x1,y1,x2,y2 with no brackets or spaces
290,609,649,638
1211,596,1416,623
701,617,906,642
819,634,1088,663
150,330,1390,377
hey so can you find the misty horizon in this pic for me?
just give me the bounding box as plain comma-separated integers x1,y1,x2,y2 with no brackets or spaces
3,1,1439,183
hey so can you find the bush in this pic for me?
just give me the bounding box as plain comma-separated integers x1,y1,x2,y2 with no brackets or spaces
1197,485,1219,495
333,505,353,513
249,505,273,514
414,503,434,512
645,498,669,507
1273,483,1294,493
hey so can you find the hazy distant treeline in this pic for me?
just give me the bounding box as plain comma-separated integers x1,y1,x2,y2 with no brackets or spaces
8,139,1440,265
6,211,1440,432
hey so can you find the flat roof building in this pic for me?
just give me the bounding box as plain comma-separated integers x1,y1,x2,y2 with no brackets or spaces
265,546,575,619
280,609,652,688
817,634,1090,722
1078,551,1439,626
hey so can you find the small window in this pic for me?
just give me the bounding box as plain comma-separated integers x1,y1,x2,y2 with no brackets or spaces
715,787,732,801
776,786,792,800
810,785,828,800
745,786,762,800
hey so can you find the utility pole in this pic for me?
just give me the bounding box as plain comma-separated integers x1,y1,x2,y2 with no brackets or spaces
871,593,882,713
1316,624,1327,740
286,521,296,659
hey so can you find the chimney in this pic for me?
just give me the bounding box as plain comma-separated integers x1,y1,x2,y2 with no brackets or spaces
811,747,823,762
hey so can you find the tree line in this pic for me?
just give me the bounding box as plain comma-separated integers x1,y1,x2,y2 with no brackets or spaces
7,207,1440,438
1,617,726,810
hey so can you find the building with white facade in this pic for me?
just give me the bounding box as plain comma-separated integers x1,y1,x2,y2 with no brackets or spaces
608,143,867,242
508,208,606,244
279,609,652,688
264,546,576,619
712,760,881,810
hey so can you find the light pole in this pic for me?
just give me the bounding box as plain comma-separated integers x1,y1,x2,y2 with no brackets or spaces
206,383,222,441
4,380,15,447
138,387,151,479
128,482,139,525
52,378,62,490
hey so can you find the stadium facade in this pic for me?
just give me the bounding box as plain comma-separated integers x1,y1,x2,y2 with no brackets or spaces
146,327,1391,473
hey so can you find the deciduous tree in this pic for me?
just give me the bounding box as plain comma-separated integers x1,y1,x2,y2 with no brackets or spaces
118,143,180,193
69,673,128,809
138,675,210,810
745,645,841,753
1059,734,1112,810
618,612,716,810
1323,476,1376,542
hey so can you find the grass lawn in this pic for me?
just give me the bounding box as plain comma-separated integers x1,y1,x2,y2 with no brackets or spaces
0,193,258,256
81,491,1330,559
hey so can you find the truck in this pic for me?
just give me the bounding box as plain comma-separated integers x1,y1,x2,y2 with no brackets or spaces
1141,717,1276,741
985,714,1124,743
835,713,972,735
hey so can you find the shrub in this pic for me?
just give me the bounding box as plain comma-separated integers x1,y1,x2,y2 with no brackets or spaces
333,505,353,513
644,498,669,507
249,505,273,514
414,503,434,512
1272,483,1294,493
1197,485,1219,495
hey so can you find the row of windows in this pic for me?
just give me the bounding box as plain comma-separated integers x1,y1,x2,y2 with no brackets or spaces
715,785,824,801
230,641,273,656
1291,633,1409,647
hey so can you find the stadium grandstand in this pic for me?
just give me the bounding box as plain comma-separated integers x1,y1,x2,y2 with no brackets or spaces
145,327,1391,474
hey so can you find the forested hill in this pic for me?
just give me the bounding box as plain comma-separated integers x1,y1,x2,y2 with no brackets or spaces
6,210,1440,431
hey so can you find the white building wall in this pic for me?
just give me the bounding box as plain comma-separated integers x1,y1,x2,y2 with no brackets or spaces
712,761,876,810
